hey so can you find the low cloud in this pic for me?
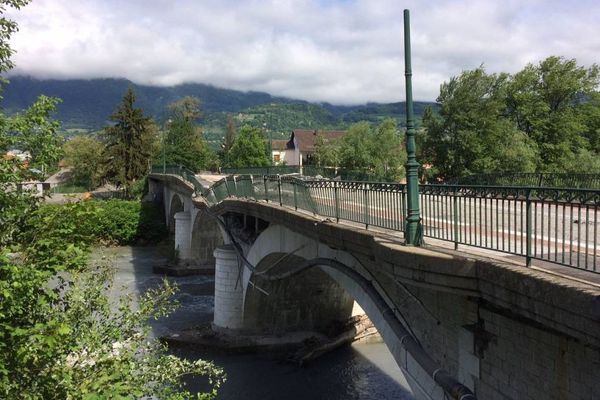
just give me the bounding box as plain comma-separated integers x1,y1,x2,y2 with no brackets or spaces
7,0,600,104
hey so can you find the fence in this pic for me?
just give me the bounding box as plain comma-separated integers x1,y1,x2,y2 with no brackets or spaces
446,173,600,189
152,166,600,273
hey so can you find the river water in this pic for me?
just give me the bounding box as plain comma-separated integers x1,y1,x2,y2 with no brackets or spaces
96,246,414,400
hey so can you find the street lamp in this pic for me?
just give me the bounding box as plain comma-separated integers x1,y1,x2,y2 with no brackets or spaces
163,118,172,174
403,9,422,245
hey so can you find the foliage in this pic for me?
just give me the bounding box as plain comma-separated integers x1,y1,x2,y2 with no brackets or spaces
505,56,600,172
6,95,63,175
30,200,167,246
371,118,406,181
222,114,236,154
0,5,224,398
338,122,373,169
421,67,538,178
420,57,600,179
0,1,30,77
224,124,270,168
101,88,156,192
161,96,216,172
313,131,340,167
313,119,406,181
63,135,104,188
0,158,39,246
1,199,222,399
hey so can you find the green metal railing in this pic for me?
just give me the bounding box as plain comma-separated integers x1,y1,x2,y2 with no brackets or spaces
446,173,600,189
221,166,392,182
152,166,599,274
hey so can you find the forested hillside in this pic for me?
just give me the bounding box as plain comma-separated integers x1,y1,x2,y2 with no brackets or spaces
1,76,435,140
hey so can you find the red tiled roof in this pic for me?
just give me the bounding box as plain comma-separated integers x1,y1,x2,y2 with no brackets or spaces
288,129,346,152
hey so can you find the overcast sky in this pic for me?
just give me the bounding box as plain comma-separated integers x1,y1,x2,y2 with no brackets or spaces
6,0,600,104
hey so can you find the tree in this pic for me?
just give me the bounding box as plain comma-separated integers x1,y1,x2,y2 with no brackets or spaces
224,125,270,168
101,88,156,192
0,1,30,77
7,95,63,176
313,131,340,167
162,96,215,172
371,118,406,181
505,56,600,171
422,66,538,178
223,114,236,154
338,122,373,170
63,135,104,189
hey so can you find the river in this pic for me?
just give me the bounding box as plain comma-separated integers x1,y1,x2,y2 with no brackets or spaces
96,245,415,400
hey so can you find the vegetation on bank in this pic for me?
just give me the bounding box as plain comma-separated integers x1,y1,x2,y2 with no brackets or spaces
0,1,224,398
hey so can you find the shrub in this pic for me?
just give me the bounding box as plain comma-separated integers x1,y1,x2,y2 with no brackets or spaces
28,200,167,247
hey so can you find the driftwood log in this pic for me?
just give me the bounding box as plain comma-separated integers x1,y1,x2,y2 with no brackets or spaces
290,314,378,366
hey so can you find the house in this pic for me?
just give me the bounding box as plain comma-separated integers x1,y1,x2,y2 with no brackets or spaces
272,129,346,166
271,139,290,165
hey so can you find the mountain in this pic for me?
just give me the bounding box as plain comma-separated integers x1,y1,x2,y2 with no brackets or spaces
1,76,437,141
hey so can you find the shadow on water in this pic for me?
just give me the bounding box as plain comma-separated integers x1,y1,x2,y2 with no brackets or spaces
98,200,414,400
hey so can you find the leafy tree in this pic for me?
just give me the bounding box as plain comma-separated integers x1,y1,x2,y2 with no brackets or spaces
6,95,63,176
422,67,538,178
506,56,600,171
338,122,373,169
335,120,407,181
162,96,215,171
313,131,340,167
371,118,406,181
224,125,270,168
63,135,104,189
0,0,30,77
101,88,156,192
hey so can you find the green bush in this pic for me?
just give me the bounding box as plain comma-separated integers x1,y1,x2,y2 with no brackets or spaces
29,200,167,247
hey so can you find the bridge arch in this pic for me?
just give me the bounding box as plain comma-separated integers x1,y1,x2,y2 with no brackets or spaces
167,193,184,233
241,224,447,400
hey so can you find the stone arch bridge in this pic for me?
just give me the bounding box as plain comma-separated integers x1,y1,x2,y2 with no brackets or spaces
149,172,600,400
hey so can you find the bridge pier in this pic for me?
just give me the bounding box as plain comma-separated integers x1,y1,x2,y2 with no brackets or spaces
174,211,192,261
213,244,244,331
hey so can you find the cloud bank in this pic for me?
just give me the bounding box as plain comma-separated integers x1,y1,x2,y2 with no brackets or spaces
7,0,600,104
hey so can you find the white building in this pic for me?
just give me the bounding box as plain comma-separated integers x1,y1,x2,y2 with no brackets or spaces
272,129,346,166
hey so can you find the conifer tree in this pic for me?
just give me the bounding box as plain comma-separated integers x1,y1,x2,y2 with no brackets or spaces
102,88,155,192
162,96,214,171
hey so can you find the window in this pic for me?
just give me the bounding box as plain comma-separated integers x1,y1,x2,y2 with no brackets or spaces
273,154,281,162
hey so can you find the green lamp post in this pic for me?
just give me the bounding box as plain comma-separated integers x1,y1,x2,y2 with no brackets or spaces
403,9,422,245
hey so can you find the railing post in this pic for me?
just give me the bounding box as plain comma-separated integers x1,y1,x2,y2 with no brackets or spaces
526,188,532,267
249,175,254,199
264,175,269,202
453,186,459,250
293,180,298,210
364,183,370,229
334,181,340,223
278,176,283,206
224,176,230,197
232,175,237,196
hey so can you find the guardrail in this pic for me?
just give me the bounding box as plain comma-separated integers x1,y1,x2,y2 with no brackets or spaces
152,166,599,273
446,172,600,189
221,165,393,182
